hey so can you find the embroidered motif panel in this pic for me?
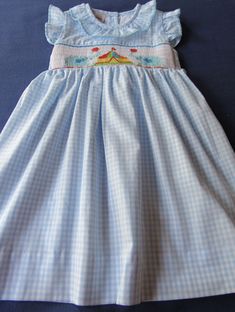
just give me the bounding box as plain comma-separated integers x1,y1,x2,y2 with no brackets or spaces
49,44,182,69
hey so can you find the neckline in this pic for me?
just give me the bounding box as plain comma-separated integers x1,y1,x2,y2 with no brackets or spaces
85,2,142,30
69,0,157,37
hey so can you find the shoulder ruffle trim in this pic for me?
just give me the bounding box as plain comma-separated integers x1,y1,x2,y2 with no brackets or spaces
45,4,66,45
162,8,182,47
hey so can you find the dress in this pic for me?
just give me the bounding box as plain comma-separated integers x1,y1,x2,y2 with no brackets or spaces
0,0,235,307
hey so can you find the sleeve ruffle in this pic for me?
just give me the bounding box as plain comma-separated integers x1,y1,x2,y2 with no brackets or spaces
45,4,65,45
162,8,182,48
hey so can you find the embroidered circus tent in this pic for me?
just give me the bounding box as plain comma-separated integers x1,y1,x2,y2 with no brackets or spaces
94,47,133,65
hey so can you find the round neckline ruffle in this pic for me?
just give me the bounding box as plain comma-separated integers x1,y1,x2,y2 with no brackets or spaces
69,0,157,38
85,2,141,30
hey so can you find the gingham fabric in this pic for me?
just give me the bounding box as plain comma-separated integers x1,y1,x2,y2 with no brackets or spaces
0,0,235,307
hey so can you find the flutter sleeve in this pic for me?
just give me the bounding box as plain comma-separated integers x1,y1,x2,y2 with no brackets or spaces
162,8,182,48
45,4,65,45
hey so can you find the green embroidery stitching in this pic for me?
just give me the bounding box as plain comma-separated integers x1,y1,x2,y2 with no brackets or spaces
64,47,166,68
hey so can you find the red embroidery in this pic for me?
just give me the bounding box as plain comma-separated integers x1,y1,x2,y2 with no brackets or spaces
63,46,167,68
91,47,99,52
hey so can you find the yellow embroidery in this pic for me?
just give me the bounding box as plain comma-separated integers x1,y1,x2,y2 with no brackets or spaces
94,47,133,66
64,46,166,68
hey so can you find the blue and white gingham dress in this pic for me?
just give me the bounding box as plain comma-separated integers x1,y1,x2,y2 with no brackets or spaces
0,0,235,307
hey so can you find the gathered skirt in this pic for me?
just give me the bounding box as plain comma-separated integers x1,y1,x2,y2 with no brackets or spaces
0,66,235,306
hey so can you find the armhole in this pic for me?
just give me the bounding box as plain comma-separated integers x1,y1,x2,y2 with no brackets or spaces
45,4,66,45
162,8,182,48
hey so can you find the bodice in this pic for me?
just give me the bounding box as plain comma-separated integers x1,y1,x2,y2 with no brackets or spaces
45,0,183,70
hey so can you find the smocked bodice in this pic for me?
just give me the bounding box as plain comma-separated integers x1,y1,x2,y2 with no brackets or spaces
45,0,183,70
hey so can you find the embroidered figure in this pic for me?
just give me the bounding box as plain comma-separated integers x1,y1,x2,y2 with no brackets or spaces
129,49,166,67
64,47,167,68
91,47,100,52
130,48,138,53
65,56,89,67
64,47,103,67
135,55,165,67
93,47,134,66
